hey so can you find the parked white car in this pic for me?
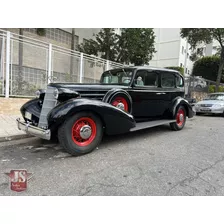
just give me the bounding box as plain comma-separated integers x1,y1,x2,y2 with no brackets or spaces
190,76,207,88
195,92,224,116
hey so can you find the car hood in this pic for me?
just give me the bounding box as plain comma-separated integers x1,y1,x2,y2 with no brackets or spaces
197,100,224,105
48,83,129,92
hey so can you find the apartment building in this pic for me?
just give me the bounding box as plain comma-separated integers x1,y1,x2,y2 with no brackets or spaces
150,28,193,76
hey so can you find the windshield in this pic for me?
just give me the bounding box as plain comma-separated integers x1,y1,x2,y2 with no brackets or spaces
100,69,134,85
206,94,224,101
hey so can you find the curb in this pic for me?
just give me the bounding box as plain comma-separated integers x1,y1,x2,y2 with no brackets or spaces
0,134,33,143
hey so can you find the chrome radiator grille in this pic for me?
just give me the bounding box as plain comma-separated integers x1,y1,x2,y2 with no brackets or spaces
38,86,57,128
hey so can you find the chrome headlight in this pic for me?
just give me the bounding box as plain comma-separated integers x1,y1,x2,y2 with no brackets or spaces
195,104,200,107
35,90,40,98
53,88,59,99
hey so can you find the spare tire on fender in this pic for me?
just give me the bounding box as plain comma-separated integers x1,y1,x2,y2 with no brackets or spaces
102,89,132,113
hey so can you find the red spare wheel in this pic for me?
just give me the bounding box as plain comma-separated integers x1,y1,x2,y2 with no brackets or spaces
111,96,129,112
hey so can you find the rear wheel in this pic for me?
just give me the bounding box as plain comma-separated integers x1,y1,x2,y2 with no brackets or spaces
170,106,186,131
58,112,103,156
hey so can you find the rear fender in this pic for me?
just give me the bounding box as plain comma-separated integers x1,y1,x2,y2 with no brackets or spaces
47,98,136,135
171,97,194,118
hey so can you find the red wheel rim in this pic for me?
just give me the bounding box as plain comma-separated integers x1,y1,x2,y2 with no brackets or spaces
71,117,97,146
111,97,128,112
176,109,185,126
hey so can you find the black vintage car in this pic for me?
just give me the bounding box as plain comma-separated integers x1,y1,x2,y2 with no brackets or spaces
17,66,194,155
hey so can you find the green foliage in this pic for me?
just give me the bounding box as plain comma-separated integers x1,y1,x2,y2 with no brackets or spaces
208,85,224,93
165,66,184,75
95,28,119,61
77,28,156,66
192,56,224,81
36,28,46,36
12,80,40,96
180,28,224,89
77,39,98,56
117,28,156,65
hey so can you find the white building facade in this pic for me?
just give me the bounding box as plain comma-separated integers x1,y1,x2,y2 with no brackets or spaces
150,28,193,76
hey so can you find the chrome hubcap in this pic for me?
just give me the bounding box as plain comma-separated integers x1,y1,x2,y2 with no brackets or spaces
80,125,92,139
116,102,125,110
179,114,184,122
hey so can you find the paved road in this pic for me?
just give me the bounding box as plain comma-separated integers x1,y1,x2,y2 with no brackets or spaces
0,115,224,196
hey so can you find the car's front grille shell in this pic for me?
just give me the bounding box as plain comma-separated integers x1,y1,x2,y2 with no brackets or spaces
38,86,58,128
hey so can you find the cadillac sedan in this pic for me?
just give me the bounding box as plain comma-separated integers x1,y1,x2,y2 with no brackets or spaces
195,92,224,116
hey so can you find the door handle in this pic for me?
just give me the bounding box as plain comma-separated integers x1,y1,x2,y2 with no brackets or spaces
156,92,166,95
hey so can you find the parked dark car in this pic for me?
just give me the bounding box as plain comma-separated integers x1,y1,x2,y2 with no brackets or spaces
17,66,194,156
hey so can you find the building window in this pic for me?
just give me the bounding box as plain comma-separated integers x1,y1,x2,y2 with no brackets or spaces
24,28,73,45
180,63,183,67
182,46,184,54
185,67,188,73
188,70,190,74
187,53,189,58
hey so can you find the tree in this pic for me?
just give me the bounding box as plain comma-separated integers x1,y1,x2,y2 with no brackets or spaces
192,56,224,82
77,28,156,66
189,47,205,62
77,39,98,56
117,28,156,65
180,28,224,91
77,28,117,60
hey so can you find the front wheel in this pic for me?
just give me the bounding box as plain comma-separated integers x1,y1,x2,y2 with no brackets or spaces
58,112,103,156
170,106,186,131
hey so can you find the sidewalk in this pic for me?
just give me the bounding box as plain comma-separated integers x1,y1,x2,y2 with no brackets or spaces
0,98,30,139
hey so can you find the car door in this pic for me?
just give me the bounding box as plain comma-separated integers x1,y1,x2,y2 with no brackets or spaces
128,69,167,119
159,71,184,111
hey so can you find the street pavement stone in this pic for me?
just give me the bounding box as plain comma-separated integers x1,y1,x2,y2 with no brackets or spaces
0,115,224,196
0,98,30,138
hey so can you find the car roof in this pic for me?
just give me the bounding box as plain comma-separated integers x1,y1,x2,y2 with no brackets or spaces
108,66,181,74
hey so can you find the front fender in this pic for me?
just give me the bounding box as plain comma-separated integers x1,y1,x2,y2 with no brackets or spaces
20,98,41,118
47,98,136,135
171,97,194,118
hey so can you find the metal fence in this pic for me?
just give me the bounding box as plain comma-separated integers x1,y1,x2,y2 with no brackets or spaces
0,29,124,97
185,76,224,101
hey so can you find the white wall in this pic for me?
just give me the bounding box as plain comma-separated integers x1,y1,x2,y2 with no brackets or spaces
151,28,194,75
150,28,181,68
60,28,101,44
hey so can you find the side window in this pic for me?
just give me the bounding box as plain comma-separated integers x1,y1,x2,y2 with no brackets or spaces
135,70,158,87
161,72,175,88
135,70,147,86
145,71,158,86
176,74,184,87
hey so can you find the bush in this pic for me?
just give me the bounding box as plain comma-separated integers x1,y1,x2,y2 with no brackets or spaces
165,66,184,76
208,85,224,93
192,56,224,82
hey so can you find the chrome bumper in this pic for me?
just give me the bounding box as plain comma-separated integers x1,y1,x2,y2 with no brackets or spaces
195,107,224,114
16,118,51,140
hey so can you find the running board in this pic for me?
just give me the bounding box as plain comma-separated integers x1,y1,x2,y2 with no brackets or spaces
130,119,176,132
